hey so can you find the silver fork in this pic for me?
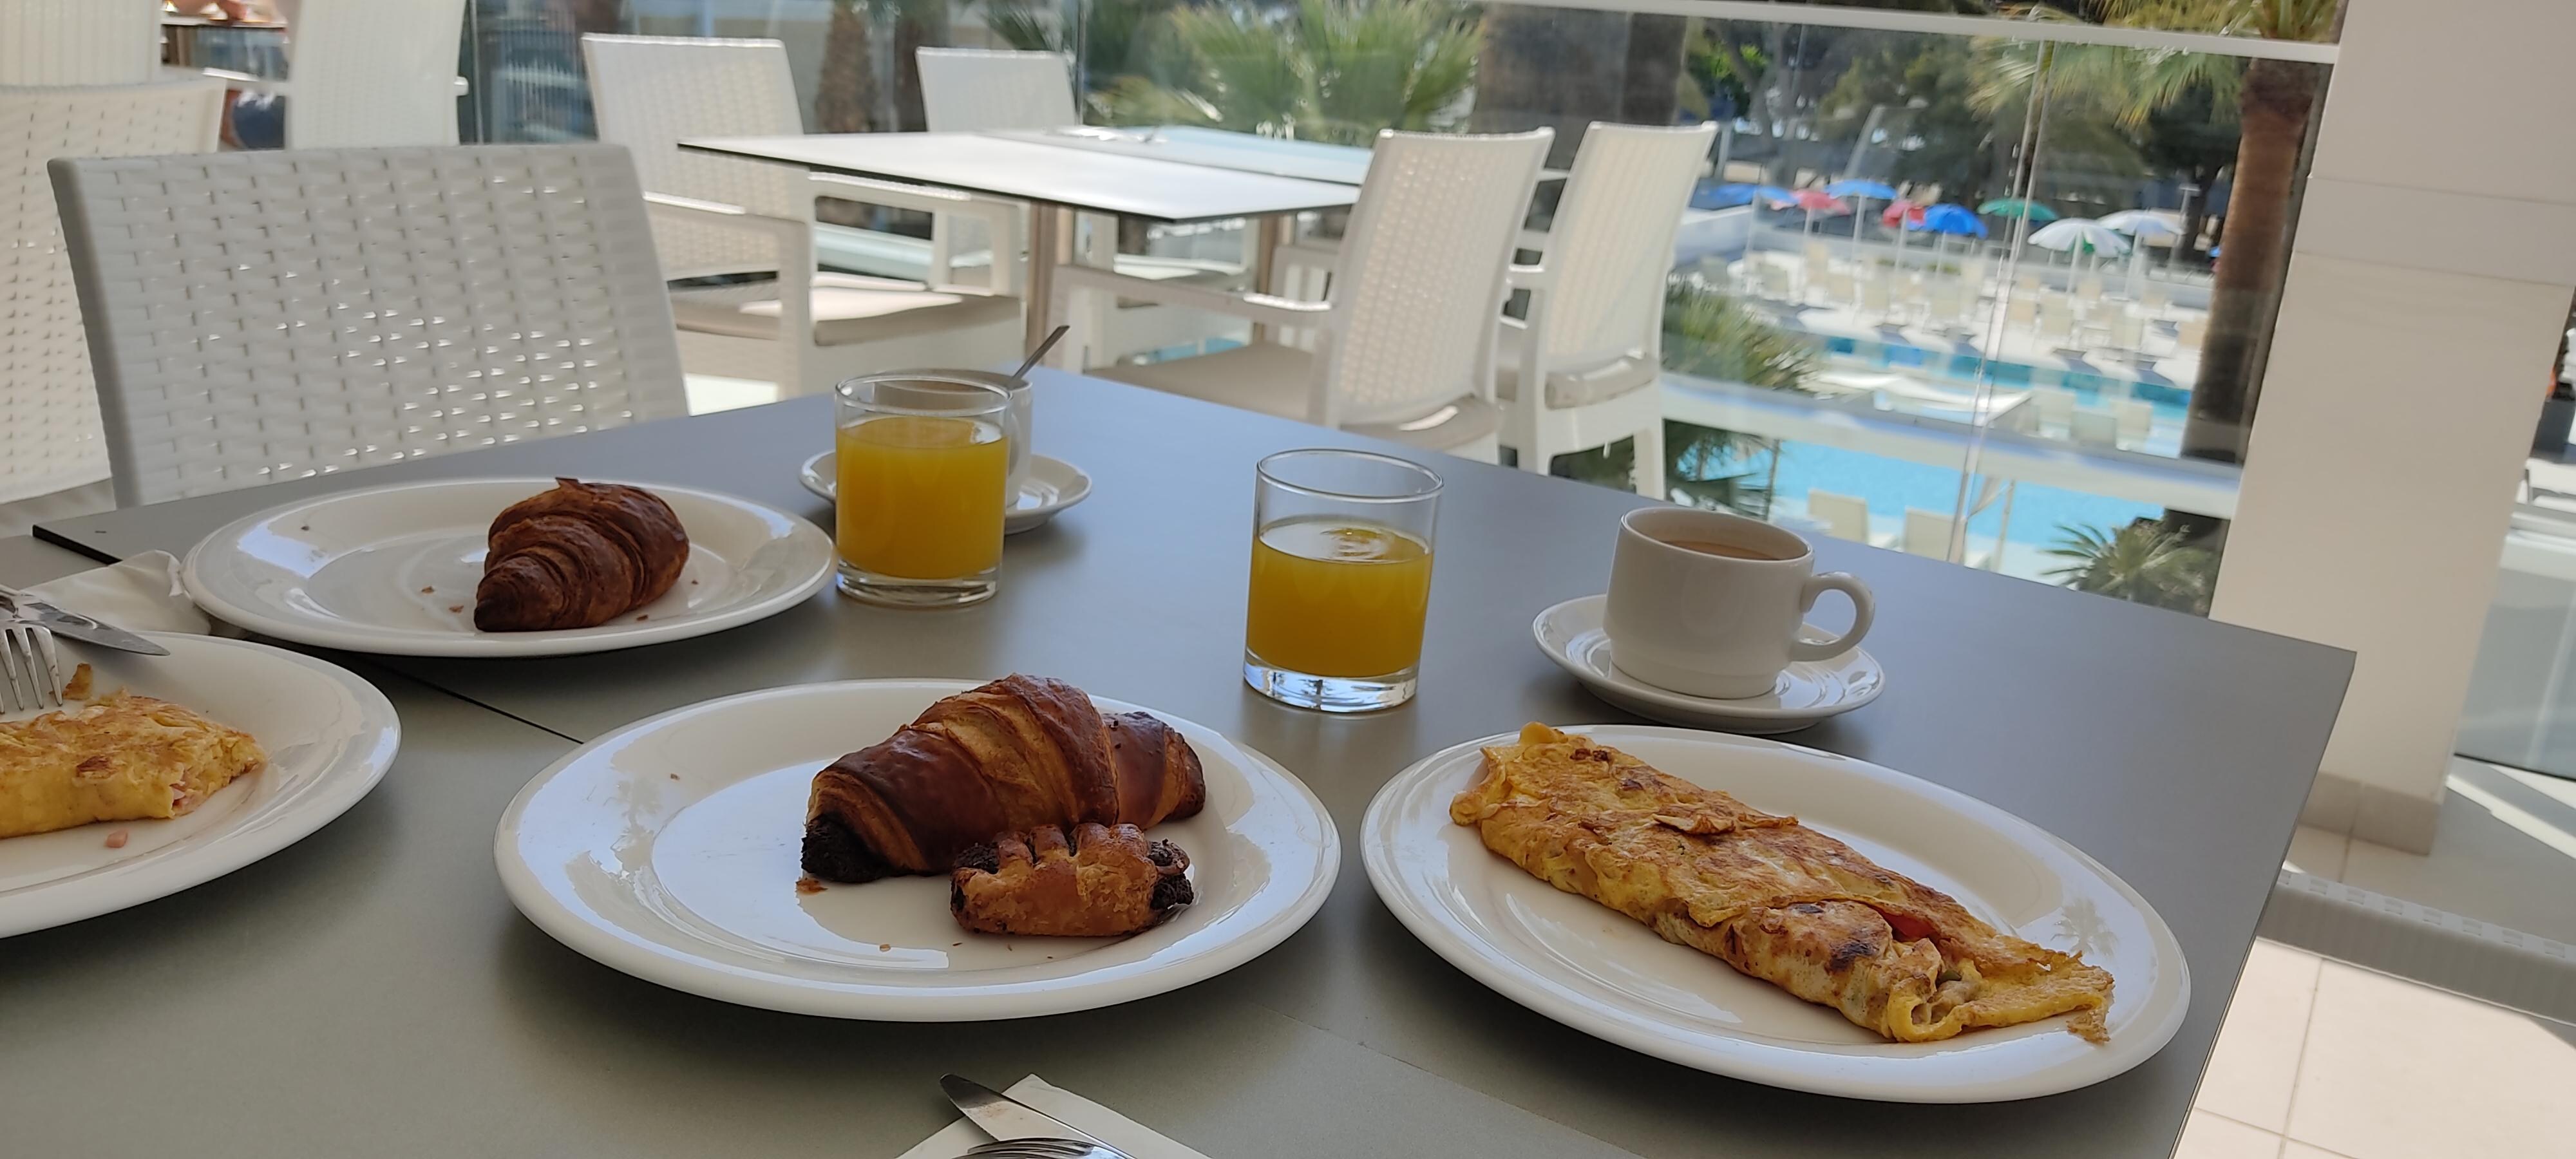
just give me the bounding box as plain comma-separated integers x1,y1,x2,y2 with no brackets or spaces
960,1140,1130,1159
0,623,65,715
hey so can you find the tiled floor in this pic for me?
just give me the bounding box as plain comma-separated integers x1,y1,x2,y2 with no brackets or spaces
2183,758,2576,1158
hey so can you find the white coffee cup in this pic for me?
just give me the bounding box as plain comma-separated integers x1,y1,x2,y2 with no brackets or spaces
1604,507,1875,699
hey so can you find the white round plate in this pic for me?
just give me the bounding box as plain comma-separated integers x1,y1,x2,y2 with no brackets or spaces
183,478,835,657
1362,724,2187,1102
800,451,1092,534
495,679,1339,1020
0,634,401,938
1534,594,1883,733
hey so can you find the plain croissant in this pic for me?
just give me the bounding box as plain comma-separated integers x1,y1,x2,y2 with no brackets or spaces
474,478,689,632
800,675,1208,883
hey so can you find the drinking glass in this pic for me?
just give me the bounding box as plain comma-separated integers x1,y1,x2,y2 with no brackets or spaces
833,373,1014,607
1243,449,1442,712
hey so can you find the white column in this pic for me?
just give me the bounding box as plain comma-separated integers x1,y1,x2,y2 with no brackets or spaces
2210,0,2576,852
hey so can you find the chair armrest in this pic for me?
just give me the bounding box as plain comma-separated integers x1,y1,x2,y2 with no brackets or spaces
808,173,1023,295
1054,264,1332,332
201,68,287,95
452,76,471,96
643,192,812,244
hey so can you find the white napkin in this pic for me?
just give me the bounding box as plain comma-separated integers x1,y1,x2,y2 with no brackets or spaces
21,551,216,636
895,1075,1208,1159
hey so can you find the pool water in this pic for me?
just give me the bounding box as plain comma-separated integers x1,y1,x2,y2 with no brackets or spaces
1747,438,2161,556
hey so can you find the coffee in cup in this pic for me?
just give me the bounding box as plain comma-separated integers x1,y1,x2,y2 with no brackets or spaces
1603,507,1874,699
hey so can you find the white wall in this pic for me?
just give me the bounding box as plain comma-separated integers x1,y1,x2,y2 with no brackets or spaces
2210,0,2576,852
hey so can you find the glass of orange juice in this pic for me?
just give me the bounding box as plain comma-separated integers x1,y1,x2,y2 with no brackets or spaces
1244,449,1442,712
833,373,1014,607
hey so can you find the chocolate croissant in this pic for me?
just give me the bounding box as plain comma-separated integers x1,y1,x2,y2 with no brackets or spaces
474,478,688,632
800,674,1207,883
951,823,1193,937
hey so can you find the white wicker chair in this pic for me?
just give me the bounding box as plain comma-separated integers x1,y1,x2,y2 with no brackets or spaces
203,0,467,148
1068,129,1554,460
583,34,1025,395
0,0,162,85
915,48,1078,133
1,79,223,517
49,144,690,506
1499,122,1712,496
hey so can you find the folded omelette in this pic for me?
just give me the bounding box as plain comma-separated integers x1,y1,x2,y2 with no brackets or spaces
0,692,266,840
1450,724,2111,1042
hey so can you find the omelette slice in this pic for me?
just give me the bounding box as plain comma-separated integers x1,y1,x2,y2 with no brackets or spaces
0,692,267,840
1450,724,2111,1043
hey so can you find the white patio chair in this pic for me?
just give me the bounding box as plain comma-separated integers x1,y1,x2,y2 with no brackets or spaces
913,45,1249,364
1,79,223,525
583,35,1025,395
2142,281,2170,315
1806,489,1877,545
1904,507,1993,570
49,144,691,505
2107,308,2146,355
915,48,1078,132
204,0,468,148
1495,122,1712,496
2039,297,2077,345
1063,129,1554,460
2006,294,2039,328
1759,262,1795,303
2117,397,2155,447
1,0,160,84
2032,384,2078,433
1823,270,1855,305
2076,273,2107,302
1859,276,1894,321
2070,409,2120,449
2175,314,2208,351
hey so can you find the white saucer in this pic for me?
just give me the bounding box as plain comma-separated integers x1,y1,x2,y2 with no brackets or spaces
1531,594,1884,733
800,451,1092,535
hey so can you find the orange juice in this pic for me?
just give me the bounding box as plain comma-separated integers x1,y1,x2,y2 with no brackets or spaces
1244,518,1434,677
835,414,1009,580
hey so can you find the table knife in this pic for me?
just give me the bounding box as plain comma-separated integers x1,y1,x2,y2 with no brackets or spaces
940,1074,1106,1146
0,585,171,655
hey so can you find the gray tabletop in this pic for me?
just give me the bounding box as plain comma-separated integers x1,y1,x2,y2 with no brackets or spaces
682,133,1359,224
15,372,2353,1158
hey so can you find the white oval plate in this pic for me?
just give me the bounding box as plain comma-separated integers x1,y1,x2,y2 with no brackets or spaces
800,450,1092,535
0,634,401,938
495,679,1339,1020
183,478,835,657
1362,724,2187,1102
1534,595,1883,733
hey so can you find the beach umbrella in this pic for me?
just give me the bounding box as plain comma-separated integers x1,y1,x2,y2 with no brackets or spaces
1826,179,1899,200
1978,197,2058,224
1791,187,1846,236
1910,203,1989,239
2098,209,2182,242
2029,218,2129,256
1826,180,1900,254
2098,210,2183,293
1692,182,1761,210
1881,198,1924,227
1906,202,1988,263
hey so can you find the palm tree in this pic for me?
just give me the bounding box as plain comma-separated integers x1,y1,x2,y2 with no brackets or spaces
982,0,1181,97
2045,520,2217,614
1096,0,1482,146
1973,1,2339,476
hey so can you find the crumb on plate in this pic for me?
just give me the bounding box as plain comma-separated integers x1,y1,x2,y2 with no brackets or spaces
447,605,464,614
62,663,93,700
794,876,824,895
878,942,893,952
420,586,434,594
104,829,129,849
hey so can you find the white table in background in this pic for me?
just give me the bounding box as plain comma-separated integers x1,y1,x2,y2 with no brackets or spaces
684,131,1359,350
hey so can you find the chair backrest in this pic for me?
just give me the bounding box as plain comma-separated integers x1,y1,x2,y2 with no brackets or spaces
51,144,689,505
1902,508,1955,558
1806,489,1870,543
583,34,806,279
1321,128,1551,427
916,48,1077,133
1,0,161,84
1,79,223,505
1536,122,1714,367
280,0,466,148
2070,409,2119,448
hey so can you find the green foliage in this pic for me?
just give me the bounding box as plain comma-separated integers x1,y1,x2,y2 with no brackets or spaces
982,0,1180,92
1814,36,1994,202
2044,520,2216,615
1094,0,1482,144
1662,282,1819,392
